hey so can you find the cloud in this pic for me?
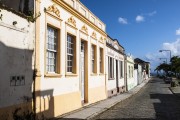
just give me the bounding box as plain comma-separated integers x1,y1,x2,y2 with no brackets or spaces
118,17,128,24
147,11,157,16
176,28,180,35
145,39,180,72
136,15,145,23
162,39,180,55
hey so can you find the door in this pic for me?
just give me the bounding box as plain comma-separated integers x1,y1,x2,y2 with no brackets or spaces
80,41,85,102
116,60,119,93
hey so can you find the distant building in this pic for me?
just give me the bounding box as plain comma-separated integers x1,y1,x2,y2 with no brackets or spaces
134,58,150,84
106,36,126,97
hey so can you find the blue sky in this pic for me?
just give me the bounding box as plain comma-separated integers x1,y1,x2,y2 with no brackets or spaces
81,0,180,72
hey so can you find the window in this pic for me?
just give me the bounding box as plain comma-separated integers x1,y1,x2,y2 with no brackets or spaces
67,34,76,73
0,0,34,16
80,7,86,16
91,45,96,73
99,23,102,29
120,61,123,78
99,48,103,73
91,16,95,23
68,0,74,8
131,66,133,77
128,65,131,78
108,57,114,79
46,26,58,73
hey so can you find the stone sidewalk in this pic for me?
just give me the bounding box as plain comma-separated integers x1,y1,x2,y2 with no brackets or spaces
57,78,150,120
170,86,180,97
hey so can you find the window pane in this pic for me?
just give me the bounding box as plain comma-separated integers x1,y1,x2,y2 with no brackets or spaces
46,26,58,72
67,34,74,72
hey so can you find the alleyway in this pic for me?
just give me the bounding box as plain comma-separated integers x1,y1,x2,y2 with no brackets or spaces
93,78,180,120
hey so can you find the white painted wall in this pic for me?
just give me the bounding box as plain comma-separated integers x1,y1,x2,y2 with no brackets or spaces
0,9,35,108
39,0,106,97
134,69,138,86
106,44,125,91
126,56,135,91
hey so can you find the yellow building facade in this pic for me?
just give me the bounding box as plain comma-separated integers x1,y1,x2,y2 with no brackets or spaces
35,0,107,118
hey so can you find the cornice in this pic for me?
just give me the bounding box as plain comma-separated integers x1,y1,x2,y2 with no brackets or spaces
106,43,125,55
52,0,107,37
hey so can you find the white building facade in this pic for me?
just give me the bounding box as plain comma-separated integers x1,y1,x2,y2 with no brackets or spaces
126,55,135,91
0,1,35,119
106,36,126,97
34,0,107,118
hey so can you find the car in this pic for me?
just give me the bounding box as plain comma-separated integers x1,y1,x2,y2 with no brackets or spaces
164,77,172,84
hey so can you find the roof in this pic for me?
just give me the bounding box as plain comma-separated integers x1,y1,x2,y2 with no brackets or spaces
134,58,147,64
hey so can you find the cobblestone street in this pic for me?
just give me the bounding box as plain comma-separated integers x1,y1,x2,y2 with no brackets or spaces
93,78,180,120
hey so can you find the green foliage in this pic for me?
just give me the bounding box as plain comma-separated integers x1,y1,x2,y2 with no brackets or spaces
171,80,180,87
155,56,180,77
27,11,41,22
155,63,170,74
13,108,35,120
171,56,180,74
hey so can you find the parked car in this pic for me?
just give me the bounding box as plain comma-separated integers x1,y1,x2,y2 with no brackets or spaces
164,77,172,84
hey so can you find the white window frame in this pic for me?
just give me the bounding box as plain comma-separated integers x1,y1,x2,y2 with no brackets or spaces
46,26,58,73
91,45,95,73
67,34,74,73
99,48,103,73
108,57,114,79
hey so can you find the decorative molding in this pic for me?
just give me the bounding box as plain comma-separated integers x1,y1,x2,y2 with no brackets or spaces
99,36,104,43
52,0,107,37
92,31,97,39
81,25,88,34
68,16,76,27
46,4,60,18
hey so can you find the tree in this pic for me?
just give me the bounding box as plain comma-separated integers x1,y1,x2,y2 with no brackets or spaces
171,56,180,76
155,63,171,76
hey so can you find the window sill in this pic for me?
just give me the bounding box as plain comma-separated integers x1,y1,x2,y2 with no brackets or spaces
91,73,98,76
99,73,105,76
65,73,78,77
44,73,62,78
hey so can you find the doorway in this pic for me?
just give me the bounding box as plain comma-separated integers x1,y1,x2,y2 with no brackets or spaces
116,60,119,93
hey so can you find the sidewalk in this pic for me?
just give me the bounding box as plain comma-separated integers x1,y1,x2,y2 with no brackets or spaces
170,86,180,97
57,78,150,120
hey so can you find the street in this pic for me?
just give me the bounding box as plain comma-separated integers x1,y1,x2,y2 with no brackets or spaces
93,78,180,120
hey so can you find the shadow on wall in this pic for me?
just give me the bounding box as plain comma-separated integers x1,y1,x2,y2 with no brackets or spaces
0,41,55,119
35,89,55,119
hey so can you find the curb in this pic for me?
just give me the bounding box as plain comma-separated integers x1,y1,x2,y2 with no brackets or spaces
169,87,180,98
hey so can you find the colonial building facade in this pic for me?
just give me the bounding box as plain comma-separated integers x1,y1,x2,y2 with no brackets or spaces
106,36,126,97
34,0,107,118
0,0,151,119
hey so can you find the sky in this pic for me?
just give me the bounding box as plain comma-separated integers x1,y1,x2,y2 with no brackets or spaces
80,0,180,72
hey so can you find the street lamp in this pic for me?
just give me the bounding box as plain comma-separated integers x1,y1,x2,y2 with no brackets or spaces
159,50,172,76
159,58,167,64
159,50,171,62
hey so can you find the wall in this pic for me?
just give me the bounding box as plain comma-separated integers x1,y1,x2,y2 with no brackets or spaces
106,39,125,97
36,0,107,118
0,8,35,119
126,56,135,91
